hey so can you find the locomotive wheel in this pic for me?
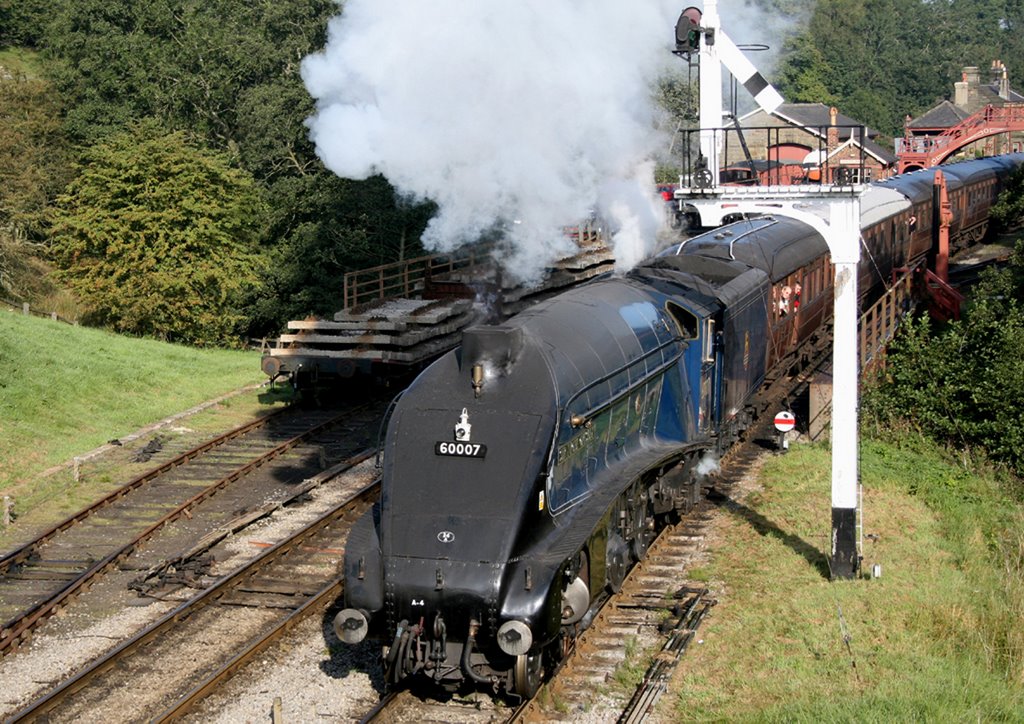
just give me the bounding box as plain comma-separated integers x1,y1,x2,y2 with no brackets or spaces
606,533,628,592
631,494,654,562
513,653,543,698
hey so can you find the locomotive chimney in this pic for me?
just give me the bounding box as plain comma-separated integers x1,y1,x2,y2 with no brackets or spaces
461,325,524,379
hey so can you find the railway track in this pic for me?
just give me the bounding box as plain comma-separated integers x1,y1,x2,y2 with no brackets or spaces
947,254,1010,289
0,398,389,658
7,460,380,723
3,324,829,722
347,433,773,724
359,687,529,723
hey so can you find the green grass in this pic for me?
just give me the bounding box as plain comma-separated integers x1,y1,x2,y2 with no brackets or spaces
0,309,267,499
667,436,1024,721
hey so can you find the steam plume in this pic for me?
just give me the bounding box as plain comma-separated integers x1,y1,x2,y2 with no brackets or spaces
302,1,681,281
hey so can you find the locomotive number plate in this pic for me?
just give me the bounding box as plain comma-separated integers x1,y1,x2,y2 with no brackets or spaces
434,441,487,458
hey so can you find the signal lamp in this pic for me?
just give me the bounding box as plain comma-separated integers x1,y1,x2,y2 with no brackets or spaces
675,7,703,54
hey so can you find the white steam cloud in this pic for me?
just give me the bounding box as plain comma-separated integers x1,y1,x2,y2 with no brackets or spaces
302,1,682,282
302,1,797,282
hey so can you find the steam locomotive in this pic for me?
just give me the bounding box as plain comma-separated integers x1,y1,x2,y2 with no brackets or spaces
333,154,1024,697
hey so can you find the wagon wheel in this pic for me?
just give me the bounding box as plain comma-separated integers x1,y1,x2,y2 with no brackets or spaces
513,652,543,698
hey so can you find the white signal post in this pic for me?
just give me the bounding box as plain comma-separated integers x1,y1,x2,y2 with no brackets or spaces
676,0,862,578
696,0,783,188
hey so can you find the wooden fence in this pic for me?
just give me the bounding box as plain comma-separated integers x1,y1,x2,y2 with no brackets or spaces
1,296,77,326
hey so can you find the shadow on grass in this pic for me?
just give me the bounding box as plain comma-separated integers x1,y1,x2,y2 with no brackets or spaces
713,493,831,579
708,439,831,580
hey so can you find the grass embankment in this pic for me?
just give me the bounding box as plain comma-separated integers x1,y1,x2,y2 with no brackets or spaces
0,310,283,541
667,436,1024,720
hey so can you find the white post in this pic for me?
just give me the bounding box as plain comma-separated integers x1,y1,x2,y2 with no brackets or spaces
827,200,861,578
698,0,722,187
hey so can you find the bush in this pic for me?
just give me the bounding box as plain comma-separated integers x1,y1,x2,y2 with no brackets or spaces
863,241,1024,477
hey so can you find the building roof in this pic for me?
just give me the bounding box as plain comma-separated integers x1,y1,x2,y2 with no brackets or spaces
907,100,972,130
973,81,1024,107
737,103,882,140
830,137,898,165
733,102,894,164
908,64,1024,130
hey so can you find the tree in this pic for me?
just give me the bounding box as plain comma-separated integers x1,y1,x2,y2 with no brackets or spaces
774,35,837,105
49,121,267,346
0,66,71,298
774,0,1017,136
39,0,435,338
42,0,335,155
0,0,49,47
244,173,434,336
0,71,69,238
991,166,1024,232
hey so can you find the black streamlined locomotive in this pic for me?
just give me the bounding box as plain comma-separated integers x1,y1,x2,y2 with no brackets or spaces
333,154,1024,697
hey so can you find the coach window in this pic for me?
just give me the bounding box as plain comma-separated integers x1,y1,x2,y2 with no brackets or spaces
775,282,794,317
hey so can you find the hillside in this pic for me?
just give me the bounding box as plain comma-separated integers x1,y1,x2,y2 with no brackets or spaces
0,308,271,533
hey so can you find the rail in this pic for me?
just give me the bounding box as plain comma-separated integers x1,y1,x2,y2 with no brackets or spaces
9,474,380,722
0,407,349,657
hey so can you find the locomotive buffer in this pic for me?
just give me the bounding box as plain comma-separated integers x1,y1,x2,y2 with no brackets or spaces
673,0,862,579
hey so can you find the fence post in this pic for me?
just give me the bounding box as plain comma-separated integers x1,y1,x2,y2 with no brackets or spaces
73,457,82,483
22,302,29,315
2,496,11,527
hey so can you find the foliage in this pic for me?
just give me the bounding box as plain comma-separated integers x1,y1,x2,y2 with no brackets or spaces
991,166,1024,231
49,121,268,346
654,70,698,124
34,0,439,338
862,241,1024,476
0,0,49,47
245,174,434,334
40,0,333,151
0,64,72,297
774,0,1024,136
773,34,837,106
